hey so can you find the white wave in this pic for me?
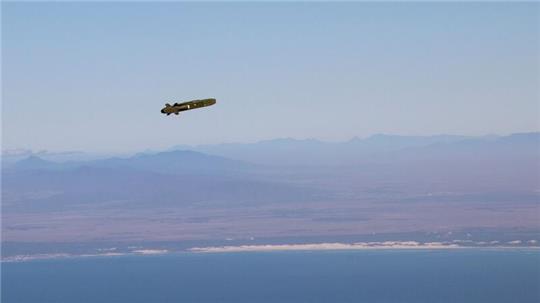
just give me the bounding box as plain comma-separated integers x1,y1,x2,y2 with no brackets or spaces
1,253,71,263
132,249,168,255
189,241,460,253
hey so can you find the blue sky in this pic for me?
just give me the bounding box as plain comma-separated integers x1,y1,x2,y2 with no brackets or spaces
2,2,539,152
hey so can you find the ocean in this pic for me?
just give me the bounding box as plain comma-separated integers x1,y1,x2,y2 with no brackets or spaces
2,249,539,303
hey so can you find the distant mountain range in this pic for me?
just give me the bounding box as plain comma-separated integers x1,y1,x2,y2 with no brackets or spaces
3,149,322,214
5,132,538,198
1,149,109,166
5,132,539,169
7,150,254,175
170,132,540,166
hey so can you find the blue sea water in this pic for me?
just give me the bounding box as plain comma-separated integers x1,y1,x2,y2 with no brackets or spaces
2,249,539,303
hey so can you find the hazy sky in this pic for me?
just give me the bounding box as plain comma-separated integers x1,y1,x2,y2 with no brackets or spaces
3,2,539,152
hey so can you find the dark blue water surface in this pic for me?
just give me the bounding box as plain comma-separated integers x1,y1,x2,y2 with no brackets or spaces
2,250,540,303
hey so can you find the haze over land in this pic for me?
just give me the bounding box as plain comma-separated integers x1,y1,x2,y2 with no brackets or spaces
2,133,539,257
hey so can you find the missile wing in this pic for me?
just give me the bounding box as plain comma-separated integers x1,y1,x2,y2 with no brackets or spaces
161,98,216,116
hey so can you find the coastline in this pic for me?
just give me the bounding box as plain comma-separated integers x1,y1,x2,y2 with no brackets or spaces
3,241,539,263
188,241,461,253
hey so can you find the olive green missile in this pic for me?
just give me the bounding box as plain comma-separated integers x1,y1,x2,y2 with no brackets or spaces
161,98,216,116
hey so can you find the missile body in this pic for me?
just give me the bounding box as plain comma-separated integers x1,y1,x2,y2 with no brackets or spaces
161,98,216,116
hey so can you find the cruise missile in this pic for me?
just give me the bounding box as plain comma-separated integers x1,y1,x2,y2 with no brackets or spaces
161,98,216,116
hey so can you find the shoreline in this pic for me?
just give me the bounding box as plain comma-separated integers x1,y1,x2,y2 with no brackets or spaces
188,241,540,253
189,241,461,253
3,241,539,263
